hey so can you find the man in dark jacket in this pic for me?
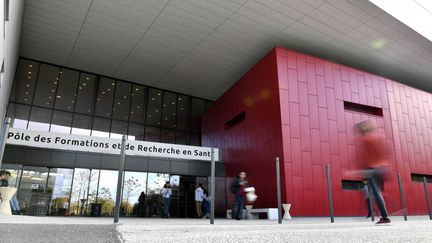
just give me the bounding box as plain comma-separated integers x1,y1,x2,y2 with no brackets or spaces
231,172,247,220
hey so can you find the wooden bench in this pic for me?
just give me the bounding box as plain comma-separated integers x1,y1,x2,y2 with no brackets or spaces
226,207,278,220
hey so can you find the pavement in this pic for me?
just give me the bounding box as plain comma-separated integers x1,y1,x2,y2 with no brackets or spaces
1,215,432,243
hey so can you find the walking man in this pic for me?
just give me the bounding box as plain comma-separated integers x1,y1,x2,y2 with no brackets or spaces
231,172,248,220
161,181,172,218
355,121,391,225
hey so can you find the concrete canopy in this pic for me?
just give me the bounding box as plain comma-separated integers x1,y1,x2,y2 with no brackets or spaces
20,0,432,100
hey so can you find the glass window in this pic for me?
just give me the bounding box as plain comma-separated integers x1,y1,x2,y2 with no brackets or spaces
175,132,188,145
91,117,110,138
10,59,39,104
162,92,177,129
176,95,189,131
146,173,169,217
6,103,31,129
28,106,52,131
145,126,160,142
97,170,118,216
161,129,175,144
110,120,128,139
112,81,131,121
47,168,74,215
71,114,92,135
32,64,60,108
54,68,79,112
50,110,72,134
75,74,97,115
128,123,144,141
17,166,49,214
0,163,22,188
122,172,147,216
146,88,162,126
190,133,201,146
191,98,206,133
129,85,147,123
70,168,100,216
95,78,115,118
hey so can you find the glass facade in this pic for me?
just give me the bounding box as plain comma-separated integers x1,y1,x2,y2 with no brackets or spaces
7,58,212,145
1,164,207,217
2,58,215,217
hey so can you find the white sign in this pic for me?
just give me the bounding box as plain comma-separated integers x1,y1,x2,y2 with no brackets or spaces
31,184,39,190
6,128,219,161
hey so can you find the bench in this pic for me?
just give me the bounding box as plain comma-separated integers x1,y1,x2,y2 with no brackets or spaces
226,207,278,220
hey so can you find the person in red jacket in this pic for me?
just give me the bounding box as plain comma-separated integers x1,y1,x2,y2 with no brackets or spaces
355,120,391,226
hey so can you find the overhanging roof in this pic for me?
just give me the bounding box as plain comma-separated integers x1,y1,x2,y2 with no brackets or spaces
20,0,432,100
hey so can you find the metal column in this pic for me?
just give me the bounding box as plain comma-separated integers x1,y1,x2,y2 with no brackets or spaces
0,117,11,169
210,148,215,224
114,135,127,223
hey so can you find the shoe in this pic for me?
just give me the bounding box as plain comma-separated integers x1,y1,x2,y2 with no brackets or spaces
375,218,391,226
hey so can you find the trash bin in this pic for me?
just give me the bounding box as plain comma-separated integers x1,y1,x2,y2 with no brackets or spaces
90,203,102,217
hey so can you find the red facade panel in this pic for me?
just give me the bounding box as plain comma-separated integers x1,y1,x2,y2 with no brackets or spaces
202,47,432,216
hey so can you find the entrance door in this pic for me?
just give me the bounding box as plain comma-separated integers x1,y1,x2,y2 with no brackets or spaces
18,166,50,215
170,176,208,218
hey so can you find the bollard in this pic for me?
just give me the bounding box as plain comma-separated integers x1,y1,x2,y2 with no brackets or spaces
397,173,407,221
276,157,282,224
423,177,432,220
326,164,334,223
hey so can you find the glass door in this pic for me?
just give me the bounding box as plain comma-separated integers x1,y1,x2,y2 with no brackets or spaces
70,168,100,216
47,168,74,215
17,166,49,215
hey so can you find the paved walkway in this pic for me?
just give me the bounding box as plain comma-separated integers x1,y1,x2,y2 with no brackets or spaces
1,215,432,242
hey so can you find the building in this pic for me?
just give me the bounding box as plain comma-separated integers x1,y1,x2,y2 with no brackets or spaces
0,0,432,217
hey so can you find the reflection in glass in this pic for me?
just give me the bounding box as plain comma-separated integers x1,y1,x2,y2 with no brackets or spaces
146,88,162,126
110,120,128,139
146,173,169,217
122,172,147,216
10,59,39,104
50,110,72,134
95,78,115,118
112,81,131,121
129,85,147,123
176,95,189,131
162,92,177,129
128,123,144,141
75,74,96,115
28,106,52,131
17,166,49,215
0,163,22,188
97,170,118,216
161,129,175,143
145,126,160,142
92,117,110,138
70,168,100,216
191,98,206,133
6,103,31,129
32,64,60,108
54,69,79,111
176,132,188,145
71,114,92,135
47,168,73,215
